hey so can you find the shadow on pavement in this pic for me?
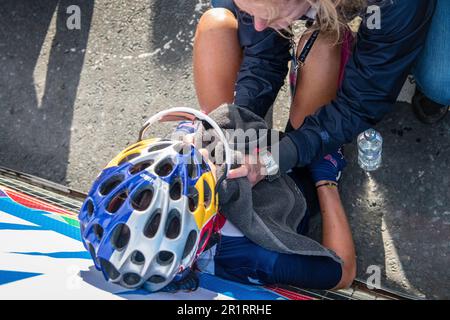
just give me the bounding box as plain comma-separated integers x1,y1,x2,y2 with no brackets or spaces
149,0,209,70
0,0,94,184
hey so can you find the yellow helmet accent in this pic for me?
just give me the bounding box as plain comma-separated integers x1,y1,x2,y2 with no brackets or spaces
105,138,160,169
192,171,218,230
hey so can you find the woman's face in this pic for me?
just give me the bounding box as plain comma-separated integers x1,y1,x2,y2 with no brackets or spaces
234,0,311,31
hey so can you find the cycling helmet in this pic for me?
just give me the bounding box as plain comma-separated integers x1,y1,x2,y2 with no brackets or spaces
79,137,219,292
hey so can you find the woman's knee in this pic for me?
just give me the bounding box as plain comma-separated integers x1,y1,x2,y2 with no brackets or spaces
194,8,242,113
197,8,238,34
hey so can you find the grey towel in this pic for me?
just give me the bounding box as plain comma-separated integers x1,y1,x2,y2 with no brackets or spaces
203,104,342,263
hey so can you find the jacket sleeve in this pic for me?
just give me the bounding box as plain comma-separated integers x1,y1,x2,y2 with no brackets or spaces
287,0,437,166
233,11,292,119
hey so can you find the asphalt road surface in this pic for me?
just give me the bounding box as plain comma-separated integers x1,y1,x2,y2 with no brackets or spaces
1,0,449,299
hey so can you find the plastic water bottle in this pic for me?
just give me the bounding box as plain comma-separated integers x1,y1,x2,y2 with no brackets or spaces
358,129,383,172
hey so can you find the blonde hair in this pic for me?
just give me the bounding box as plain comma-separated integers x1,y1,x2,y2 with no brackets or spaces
264,0,366,42
310,0,365,40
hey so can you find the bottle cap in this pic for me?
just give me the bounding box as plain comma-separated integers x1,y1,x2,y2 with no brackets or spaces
364,129,377,140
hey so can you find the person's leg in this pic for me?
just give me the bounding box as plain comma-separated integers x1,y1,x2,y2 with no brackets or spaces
214,236,342,290
412,0,450,123
193,8,243,114
288,32,345,130
413,0,450,107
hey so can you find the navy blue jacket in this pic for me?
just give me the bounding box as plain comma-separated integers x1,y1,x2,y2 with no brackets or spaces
213,0,437,167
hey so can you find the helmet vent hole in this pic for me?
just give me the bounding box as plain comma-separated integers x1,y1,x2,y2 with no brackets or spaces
123,273,141,287
148,143,172,153
131,250,145,265
129,160,154,175
182,231,198,259
99,258,120,281
187,163,198,179
85,199,94,218
188,186,199,212
157,251,174,266
106,190,128,213
201,158,209,171
88,243,97,264
111,223,131,251
93,224,104,241
165,210,181,239
143,210,161,238
148,275,166,284
203,180,212,208
100,175,124,196
198,229,211,252
175,143,191,155
131,188,154,211
118,153,140,166
155,158,175,177
169,180,182,201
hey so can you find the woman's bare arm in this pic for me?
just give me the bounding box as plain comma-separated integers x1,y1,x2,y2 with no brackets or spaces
316,182,356,289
